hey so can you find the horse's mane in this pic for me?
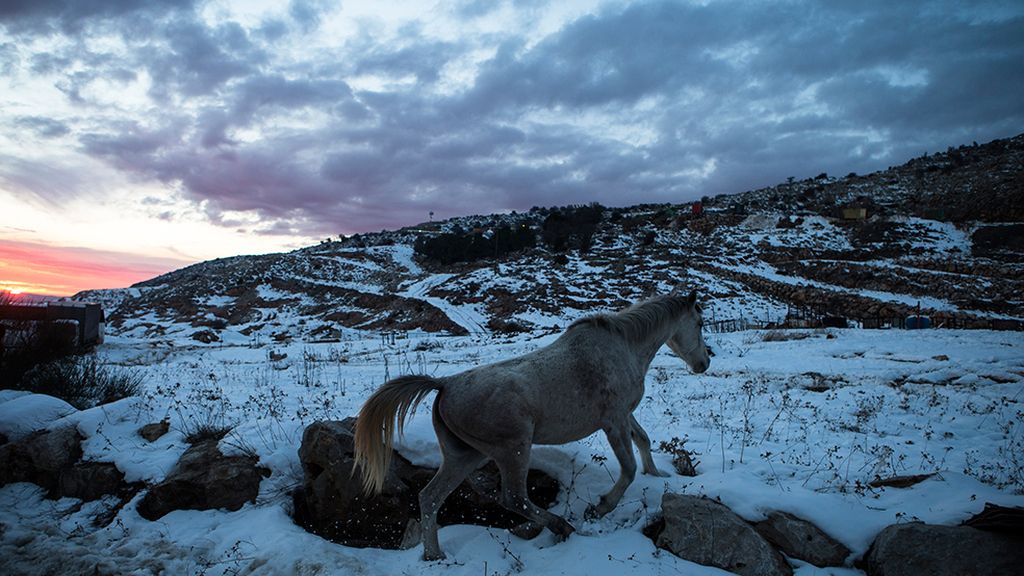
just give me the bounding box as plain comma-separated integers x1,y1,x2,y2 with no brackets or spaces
570,294,690,343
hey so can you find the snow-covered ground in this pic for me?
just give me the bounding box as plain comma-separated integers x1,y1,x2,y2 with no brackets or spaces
2,326,1023,575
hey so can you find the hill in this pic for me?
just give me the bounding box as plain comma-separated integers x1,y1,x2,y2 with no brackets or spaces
78,133,1024,343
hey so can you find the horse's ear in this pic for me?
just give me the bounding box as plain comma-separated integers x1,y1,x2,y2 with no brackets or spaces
687,289,697,306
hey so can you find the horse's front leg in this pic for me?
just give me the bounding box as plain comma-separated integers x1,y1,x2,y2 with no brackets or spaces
630,414,670,477
585,421,636,519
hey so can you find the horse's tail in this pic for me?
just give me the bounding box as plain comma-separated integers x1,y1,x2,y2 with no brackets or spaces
354,374,443,495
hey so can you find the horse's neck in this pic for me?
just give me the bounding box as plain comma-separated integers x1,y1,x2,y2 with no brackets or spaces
631,314,680,371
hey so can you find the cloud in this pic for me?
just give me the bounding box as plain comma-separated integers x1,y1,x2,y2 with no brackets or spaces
0,0,198,34
14,116,70,138
1,0,1022,241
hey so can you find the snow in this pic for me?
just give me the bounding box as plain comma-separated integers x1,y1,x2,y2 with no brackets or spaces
2,326,1023,575
0,394,77,441
400,274,490,333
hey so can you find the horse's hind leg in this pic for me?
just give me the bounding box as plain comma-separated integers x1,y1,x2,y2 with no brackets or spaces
492,439,575,540
586,420,637,519
419,406,487,560
630,414,669,477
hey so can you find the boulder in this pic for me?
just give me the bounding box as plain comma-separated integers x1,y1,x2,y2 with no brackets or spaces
0,425,83,496
862,522,1024,576
754,511,850,567
650,494,792,576
293,418,560,549
0,424,134,501
136,438,269,520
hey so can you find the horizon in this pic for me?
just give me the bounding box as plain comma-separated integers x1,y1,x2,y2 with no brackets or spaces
2,0,1022,296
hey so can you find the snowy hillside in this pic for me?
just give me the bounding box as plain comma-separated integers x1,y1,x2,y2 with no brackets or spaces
74,135,1024,345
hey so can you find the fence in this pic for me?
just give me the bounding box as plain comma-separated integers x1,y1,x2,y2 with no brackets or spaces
705,313,1021,334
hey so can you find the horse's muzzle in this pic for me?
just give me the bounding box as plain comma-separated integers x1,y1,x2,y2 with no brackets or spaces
692,358,710,374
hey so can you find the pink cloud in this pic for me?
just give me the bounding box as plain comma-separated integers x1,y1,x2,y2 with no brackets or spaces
0,239,193,296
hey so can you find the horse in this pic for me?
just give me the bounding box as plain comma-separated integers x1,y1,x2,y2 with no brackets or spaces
353,289,710,560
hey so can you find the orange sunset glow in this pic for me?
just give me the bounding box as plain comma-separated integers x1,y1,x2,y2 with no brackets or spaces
0,239,193,297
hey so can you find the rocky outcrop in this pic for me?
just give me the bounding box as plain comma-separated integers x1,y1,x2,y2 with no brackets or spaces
0,425,130,501
136,439,270,520
293,418,560,549
861,522,1024,576
753,511,850,567
648,494,792,576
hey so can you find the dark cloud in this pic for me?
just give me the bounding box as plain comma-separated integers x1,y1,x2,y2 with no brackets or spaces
3,0,1022,238
288,0,336,32
0,0,198,34
143,18,265,100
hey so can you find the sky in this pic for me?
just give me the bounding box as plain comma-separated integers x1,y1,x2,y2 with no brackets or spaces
1,0,1022,296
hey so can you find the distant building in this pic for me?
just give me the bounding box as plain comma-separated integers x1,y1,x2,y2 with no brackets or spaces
0,302,105,347
841,207,867,220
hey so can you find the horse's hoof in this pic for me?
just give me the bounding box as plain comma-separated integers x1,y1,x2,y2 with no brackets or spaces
648,469,671,478
551,519,575,542
584,502,608,520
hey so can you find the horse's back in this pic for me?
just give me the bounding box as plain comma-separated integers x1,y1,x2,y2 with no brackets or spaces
438,325,639,445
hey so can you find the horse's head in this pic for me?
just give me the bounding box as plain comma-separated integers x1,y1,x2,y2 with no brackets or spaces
666,289,710,374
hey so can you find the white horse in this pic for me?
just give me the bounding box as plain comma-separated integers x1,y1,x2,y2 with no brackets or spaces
354,290,710,560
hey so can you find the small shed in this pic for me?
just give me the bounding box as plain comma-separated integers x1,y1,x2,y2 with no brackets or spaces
0,302,105,346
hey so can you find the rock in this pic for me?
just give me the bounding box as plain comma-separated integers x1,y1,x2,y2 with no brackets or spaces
293,418,561,549
138,420,170,442
190,329,220,343
136,438,269,520
0,394,77,442
650,494,792,576
0,424,133,501
754,511,850,567
59,462,127,501
868,473,935,489
862,522,1024,576
293,418,415,548
962,502,1024,536
0,425,83,496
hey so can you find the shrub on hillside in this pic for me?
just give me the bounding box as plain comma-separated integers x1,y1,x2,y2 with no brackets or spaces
20,354,143,409
415,223,536,264
541,203,604,252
